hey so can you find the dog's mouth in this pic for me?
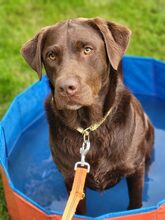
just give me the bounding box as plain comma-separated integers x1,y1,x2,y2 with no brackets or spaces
65,104,82,110
54,96,84,110
55,89,95,111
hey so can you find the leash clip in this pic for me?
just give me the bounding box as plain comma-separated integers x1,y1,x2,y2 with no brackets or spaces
74,132,91,173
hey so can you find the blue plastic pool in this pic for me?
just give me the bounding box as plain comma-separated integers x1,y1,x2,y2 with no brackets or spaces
7,93,165,217
1,56,165,219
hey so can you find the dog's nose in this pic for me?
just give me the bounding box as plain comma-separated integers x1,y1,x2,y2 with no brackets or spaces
57,78,79,96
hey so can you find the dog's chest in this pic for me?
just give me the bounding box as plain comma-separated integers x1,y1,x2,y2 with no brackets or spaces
53,126,136,191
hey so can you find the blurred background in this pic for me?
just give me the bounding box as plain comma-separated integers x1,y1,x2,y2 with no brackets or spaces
0,0,164,219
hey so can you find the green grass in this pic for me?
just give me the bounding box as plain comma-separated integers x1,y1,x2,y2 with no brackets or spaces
0,0,165,219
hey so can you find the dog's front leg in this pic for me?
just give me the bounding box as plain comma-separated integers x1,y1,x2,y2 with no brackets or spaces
65,179,86,215
126,164,145,210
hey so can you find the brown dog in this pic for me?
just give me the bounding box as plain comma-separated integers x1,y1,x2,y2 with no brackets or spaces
21,18,154,214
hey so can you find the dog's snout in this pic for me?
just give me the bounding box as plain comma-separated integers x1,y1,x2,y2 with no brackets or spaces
57,78,79,96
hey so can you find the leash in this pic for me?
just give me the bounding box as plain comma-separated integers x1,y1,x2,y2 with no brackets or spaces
61,106,113,220
61,167,88,220
62,132,90,220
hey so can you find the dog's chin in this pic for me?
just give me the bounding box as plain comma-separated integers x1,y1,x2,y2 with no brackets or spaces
65,104,82,110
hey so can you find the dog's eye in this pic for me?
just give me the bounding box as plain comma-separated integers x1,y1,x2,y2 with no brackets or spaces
83,47,93,55
48,52,56,61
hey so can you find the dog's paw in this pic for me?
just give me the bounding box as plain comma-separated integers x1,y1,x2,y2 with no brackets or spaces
127,203,142,210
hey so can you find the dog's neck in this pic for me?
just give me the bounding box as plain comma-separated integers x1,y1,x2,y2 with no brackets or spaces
50,68,118,130
60,101,104,129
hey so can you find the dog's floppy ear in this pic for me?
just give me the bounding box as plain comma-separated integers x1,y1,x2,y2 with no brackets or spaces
91,18,131,70
21,28,48,79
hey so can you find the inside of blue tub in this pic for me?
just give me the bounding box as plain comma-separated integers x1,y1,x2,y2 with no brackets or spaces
1,56,165,218
8,94,165,217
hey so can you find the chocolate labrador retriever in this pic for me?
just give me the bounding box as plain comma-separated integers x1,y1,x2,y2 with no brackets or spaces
21,17,154,214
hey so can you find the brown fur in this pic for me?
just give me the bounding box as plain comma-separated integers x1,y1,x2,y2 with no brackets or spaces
21,17,154,214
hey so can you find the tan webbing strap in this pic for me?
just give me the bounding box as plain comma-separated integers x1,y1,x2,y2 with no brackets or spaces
62,167,88,220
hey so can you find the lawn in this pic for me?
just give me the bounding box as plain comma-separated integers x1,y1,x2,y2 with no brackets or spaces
0,0,165,219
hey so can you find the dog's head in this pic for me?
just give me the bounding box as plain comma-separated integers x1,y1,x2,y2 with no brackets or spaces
21,18,131,111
